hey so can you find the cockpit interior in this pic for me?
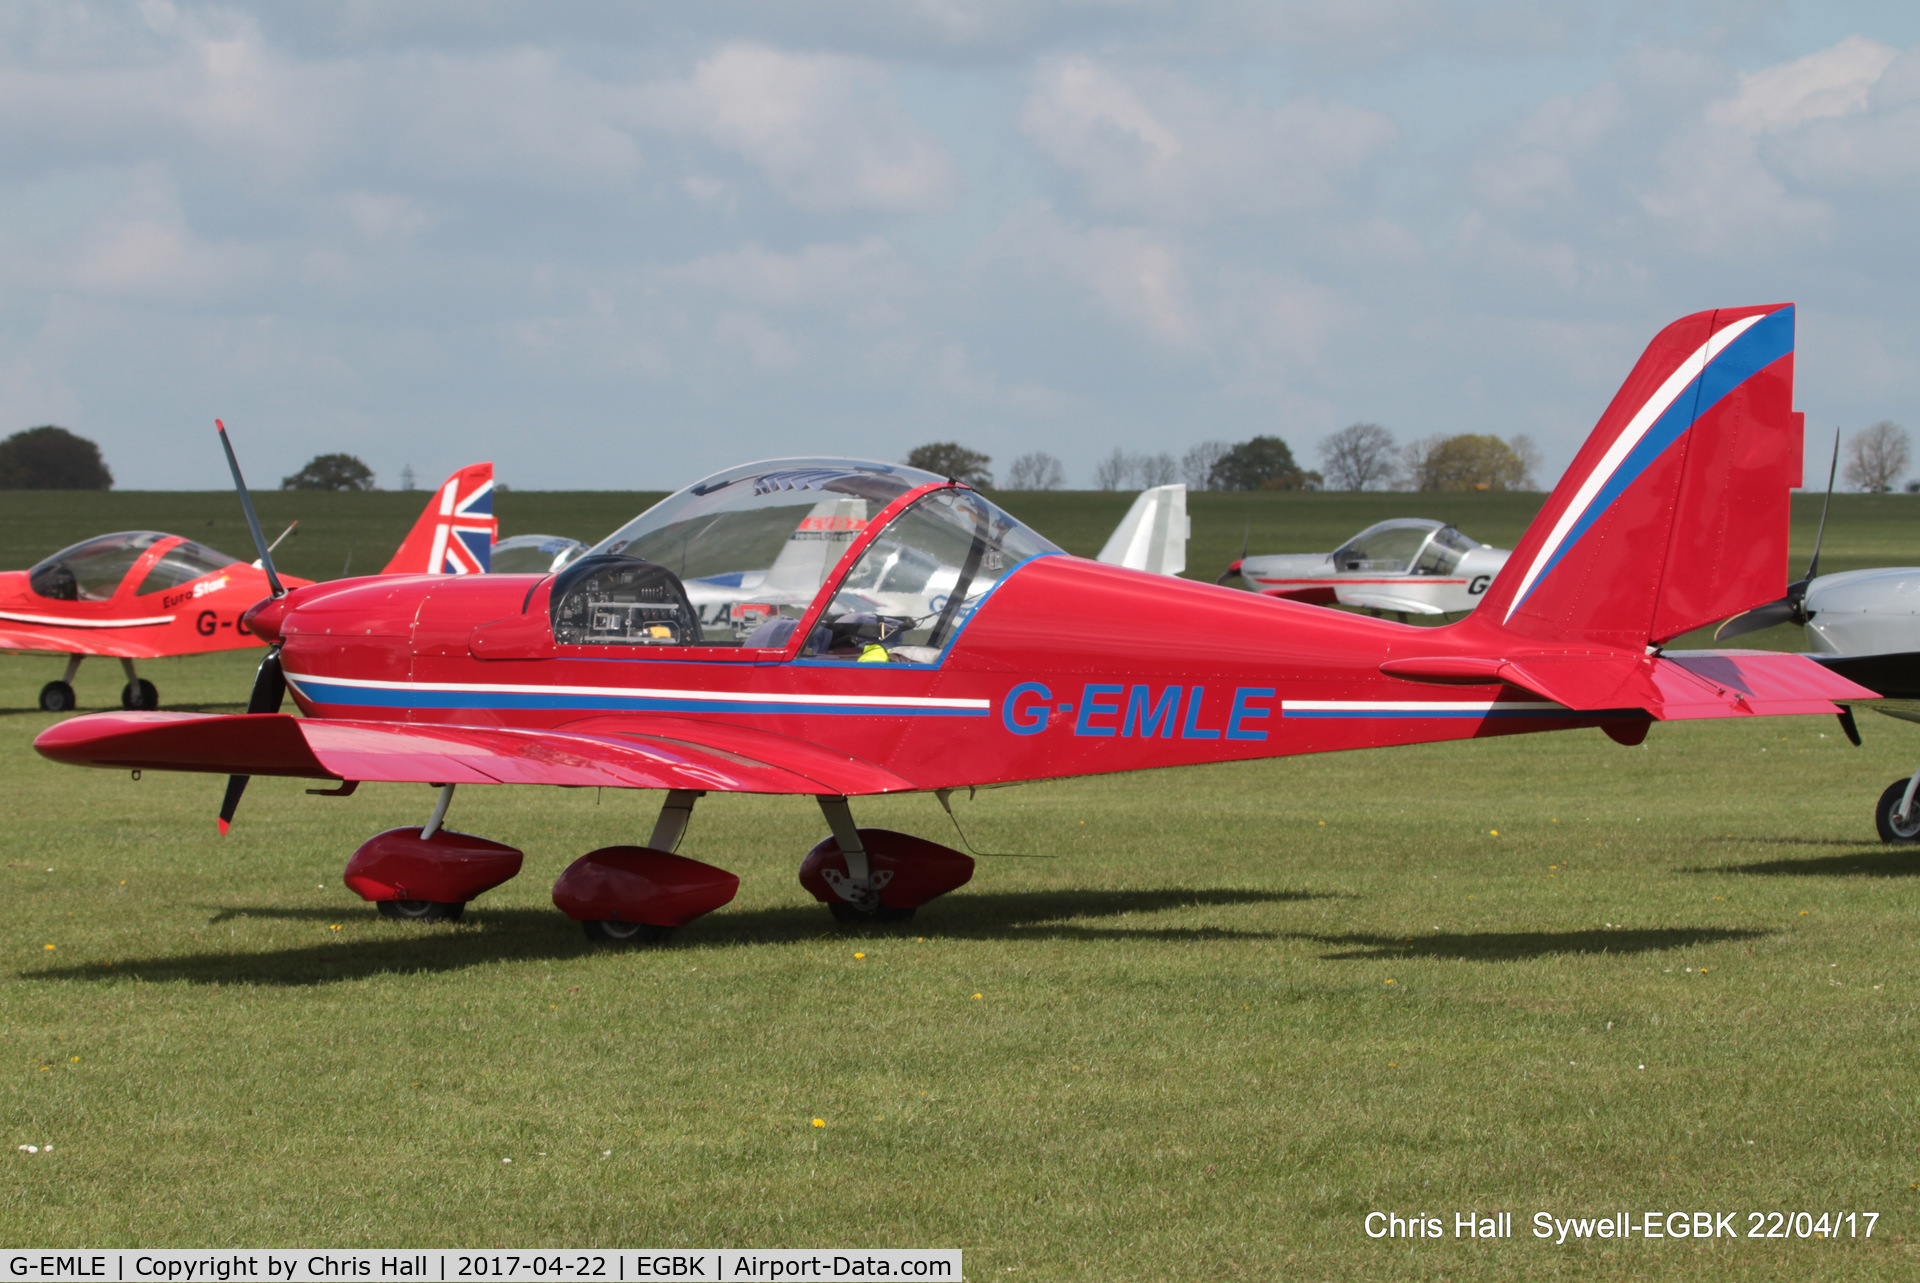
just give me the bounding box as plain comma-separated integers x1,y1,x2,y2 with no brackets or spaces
28,533,240,602
552,459,1060,661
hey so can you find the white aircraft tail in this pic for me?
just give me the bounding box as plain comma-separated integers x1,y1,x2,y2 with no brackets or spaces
1096,484,1188,577
765,497,869,595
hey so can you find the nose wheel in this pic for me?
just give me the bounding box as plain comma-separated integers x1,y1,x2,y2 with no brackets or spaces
38,681,75,712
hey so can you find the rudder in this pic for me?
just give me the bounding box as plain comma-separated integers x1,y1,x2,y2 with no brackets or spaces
1475,305,1801,649
381,463,497,574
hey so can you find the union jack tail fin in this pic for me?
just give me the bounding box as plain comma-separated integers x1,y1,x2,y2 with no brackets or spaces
1471,305,1802,650
380,463,496,575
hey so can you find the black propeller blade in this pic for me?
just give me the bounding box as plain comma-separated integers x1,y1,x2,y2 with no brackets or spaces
214,418,290,834
1715,429,1841,642
1218,522,1251,584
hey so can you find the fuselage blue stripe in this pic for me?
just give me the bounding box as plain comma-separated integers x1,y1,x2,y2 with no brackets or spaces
287,678,986,717
1283,708,1572,719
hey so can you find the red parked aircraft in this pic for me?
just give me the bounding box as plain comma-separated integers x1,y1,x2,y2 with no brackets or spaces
3,457,494,712
36,305,1876,943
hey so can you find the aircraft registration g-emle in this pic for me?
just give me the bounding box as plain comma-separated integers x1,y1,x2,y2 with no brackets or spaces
35,305,1876,942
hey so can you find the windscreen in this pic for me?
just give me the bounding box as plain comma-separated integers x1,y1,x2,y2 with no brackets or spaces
1413,525,1482,576
590,459,948,643
28,532,170,601
135,540,242,595
818,487,1060,661
1335,520,1443,573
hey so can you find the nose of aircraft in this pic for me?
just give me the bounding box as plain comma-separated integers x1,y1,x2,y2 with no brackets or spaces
240,593,289,642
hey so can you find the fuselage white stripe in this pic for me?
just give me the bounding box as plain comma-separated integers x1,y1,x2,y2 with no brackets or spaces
1283,700,1565,712
0,610,175,628
281,670,989,709
1502,313,1765,623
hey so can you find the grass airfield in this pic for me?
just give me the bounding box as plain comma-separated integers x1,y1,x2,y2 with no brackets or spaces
1,488,1919,1274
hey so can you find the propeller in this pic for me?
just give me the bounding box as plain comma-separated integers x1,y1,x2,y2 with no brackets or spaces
1714,430,1841,642
214,418,291,834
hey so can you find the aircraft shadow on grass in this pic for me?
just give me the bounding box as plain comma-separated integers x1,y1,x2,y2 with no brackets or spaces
2,701,248,718
22,887,1334,987
1687,849,1920,878
1292,926,1771,962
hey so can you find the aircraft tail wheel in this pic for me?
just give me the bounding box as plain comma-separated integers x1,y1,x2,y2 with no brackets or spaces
376,899,467,922
38,681,76,713
581,919,673,946
1874,779,1920,844
121,679,159,710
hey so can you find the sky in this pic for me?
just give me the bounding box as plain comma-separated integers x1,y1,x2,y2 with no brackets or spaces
2,0,1917,492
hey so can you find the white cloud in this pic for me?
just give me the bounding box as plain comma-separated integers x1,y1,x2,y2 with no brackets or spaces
1020,58,1397,221
661,43,957,214
988,204,1196,345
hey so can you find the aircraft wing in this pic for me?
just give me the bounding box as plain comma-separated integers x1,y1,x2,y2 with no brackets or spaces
0,622,174,659
1381,649,1876,719
33,711,917,796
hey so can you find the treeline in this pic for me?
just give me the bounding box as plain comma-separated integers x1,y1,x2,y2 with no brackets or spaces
910,426,1545,493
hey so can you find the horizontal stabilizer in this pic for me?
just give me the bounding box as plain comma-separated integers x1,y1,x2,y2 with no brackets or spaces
34,710,915,796
1382,649,1874,719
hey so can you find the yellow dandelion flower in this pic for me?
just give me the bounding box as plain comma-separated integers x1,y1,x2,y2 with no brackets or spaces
1385,979,1395,985
811,1118,825,1128
854,952,866,959
42,944,54,951
972,993,983,999
1490,829,1499,836
329,924,342,931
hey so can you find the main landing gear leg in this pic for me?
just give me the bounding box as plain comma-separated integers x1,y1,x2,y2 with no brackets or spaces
39,656,82,713
1876,768,1920,844
648,789,704,854
119,657,158,710
816,796,912,925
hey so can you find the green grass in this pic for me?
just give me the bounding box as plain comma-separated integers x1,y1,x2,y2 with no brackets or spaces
3,650,1920,1276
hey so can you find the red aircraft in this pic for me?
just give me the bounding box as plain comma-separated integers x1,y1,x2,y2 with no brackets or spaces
3,454,495,712
35,305,1876,943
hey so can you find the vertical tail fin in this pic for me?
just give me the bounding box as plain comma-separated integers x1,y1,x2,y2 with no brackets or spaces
1473,305,1801,649
1097,484,1189,576
380,463,496,575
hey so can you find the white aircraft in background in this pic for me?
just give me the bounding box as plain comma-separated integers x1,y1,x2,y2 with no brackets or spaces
1221,518,1509,617
1715,434,1920,841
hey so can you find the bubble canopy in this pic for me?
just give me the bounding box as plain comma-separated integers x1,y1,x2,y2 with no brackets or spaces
584,458,1061,649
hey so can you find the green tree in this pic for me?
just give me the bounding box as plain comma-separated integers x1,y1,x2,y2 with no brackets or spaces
282,453,377,491
0,425,113,490
906,443,993,488
1208,436,1320,491
1407,434,1530,491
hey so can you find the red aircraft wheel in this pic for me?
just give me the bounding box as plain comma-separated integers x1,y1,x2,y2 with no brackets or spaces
828,901,916,926
377,899,466,923
38,681,75,713
581,919,673,946
120,679,158,711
